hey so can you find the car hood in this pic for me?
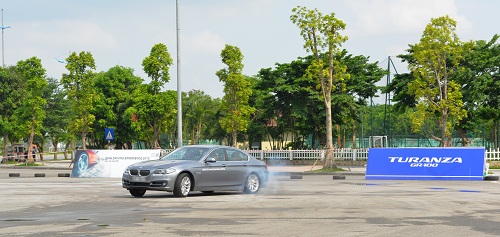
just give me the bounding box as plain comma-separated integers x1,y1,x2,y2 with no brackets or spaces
128,160,196,169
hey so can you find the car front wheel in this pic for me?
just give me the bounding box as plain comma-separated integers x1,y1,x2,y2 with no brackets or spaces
244,173,260,194
174,173,191,197
129,189,146,197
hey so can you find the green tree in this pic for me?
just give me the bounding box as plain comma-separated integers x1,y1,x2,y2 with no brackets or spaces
458,35,500,148
91,66,143,149
61,51,97,149
142,43,173,95
408,15,467,147
140,43,174,148
291,6,349,168
216,44,255,147
128,86,177,148
0,66,23,158
183,90,218,145
13,57,48,163
333,51,385,148
42,78,71,160
253,59,316,149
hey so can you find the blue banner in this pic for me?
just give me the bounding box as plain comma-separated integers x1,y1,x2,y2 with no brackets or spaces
366,148,485,180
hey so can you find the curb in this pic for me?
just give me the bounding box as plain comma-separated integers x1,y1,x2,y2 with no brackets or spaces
270,171,365,176
0,166,72,171
6,172,72,178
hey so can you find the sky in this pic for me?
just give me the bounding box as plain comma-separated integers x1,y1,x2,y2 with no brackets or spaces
1,0,499,103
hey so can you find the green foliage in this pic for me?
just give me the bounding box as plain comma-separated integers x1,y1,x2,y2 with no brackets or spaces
251,49,384,150
291,6,348,168
0,66,24,155
61,51,97,149
13,57,48,162
128,85,177,148
406,15,467,146
42,78,71,156
142,43,173,94
91,66,143,149
183,90,218,145
216,44,255,146
133,43,175,148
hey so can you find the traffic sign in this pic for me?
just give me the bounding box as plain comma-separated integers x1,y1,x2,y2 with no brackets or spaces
104,128,115,140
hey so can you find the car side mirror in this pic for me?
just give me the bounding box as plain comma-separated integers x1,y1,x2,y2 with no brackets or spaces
205,157,217,163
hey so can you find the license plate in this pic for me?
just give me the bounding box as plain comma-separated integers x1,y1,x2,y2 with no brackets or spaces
131,176,146,182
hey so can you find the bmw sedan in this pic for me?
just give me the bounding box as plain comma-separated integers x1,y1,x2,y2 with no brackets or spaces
122,145,268,197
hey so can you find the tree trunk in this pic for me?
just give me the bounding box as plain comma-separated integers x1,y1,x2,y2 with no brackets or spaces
2,134,8,162
323,99,335,168
495,120,499,149
352,121,357,149
232,131,237,148
458,127,469,147
52,140,58,160
28,117,36,163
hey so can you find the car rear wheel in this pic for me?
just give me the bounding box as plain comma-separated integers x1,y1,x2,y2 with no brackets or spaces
244,173,260,194
174,173,191,197
129,189,146,197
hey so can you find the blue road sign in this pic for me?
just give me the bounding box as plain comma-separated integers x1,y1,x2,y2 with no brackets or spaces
104,128,115,140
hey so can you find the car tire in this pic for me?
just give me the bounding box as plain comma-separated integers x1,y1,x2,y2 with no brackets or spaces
173,173,192,197
244,173,261,194
129,189,146,197
332,175,346,180
290,175,303,179
484,175,499,181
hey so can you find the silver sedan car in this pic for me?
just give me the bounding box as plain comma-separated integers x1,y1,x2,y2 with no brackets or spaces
122,145,268,197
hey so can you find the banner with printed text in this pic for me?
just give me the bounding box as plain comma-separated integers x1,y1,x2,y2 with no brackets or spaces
366,147,485,180
71,149,161,178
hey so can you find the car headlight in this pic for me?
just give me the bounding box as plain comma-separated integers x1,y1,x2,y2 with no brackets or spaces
153,168,176,175
123,168,130,174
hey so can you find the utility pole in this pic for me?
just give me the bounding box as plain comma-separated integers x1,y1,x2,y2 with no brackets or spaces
1,9,12,67
176,0,183,148
383,56,399,147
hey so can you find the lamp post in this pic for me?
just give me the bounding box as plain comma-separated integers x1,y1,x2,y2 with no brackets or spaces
1,9,12,67
176,0,183,148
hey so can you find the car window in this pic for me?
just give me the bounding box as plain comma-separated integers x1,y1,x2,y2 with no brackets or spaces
161,147,209,161
226,150,248,162
207,149,225,161
182,148,208,160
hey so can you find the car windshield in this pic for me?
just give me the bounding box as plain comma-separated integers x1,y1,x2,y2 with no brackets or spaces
160,147,210,161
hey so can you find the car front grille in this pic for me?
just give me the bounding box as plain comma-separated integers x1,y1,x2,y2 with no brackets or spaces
130,169,151,176
129,182,150,187
122,179,168,187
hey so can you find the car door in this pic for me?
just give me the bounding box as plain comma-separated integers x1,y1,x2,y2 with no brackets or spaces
224,149,249,186
200,148,229,188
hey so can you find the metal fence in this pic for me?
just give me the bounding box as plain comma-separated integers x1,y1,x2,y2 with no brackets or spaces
485,148,500,161
149,147,500,162
247,148,500,161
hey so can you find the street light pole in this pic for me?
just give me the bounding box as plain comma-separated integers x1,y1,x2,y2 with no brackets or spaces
176,0,183,148
1,9,12,67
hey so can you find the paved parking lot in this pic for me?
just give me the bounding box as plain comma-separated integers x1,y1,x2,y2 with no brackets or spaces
0,168,499,237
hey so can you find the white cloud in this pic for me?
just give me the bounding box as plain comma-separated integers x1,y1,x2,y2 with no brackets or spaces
190,30,226,54
342,0,471,37
19,20,117,50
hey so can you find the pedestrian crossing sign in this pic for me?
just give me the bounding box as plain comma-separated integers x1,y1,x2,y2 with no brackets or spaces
104,128,115,140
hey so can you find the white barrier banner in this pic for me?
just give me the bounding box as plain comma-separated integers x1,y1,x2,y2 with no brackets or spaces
71,149,161,178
